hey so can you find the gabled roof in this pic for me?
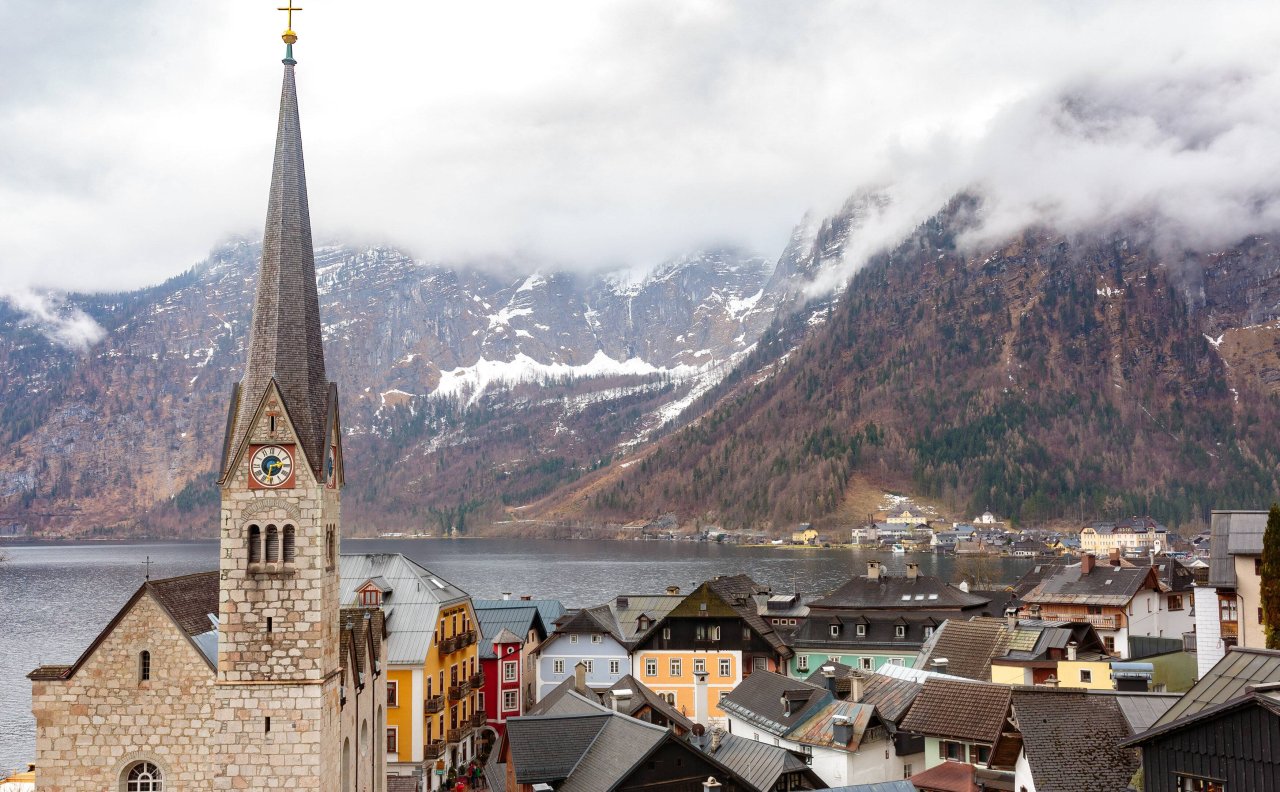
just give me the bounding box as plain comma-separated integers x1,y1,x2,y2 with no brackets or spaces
903,761,979,792
604,675,694,732
789,609,946,649
474,604,546,659
1021,562,1156,607
899,678,1012,744
705,575,792,657
475,598,566,630
857,673,924,725
29,571,220,681
506,713,615,783
1124,689,1280,747
809,573,990,611
915,618,1008,680
1152,646,1280,727
525,678,606,718
787,700,877,751
339,607,385,681
338,553,469,665
719,670,831,736
1011,688,1140,792
700,728,817,792
1208,510,1267,586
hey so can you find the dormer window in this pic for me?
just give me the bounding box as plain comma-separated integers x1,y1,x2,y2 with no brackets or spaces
361,589,381,607
895,625,906,638
856,624,866,637
830,624,841,637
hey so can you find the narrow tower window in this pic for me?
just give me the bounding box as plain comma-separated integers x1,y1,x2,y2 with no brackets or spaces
139,650,151,681
326,526,336,570
266,617,273,634
283,525,296,563
265,716,271,733
248,525,261,564
265,525,279,563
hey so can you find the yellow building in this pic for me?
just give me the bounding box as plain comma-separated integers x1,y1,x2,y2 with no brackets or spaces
341,553,482,790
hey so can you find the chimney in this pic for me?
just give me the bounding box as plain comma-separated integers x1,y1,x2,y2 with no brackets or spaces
703,778,723,792
821,665,839,695
694,670,710,725
1109,548,1121,566
867,561,881,580
667,586,681,595
1006,610,1018,629
690,723,708,752
611,688,633,714
848,670,867,702
1044,674,1059,688
906,562,919,580
831,715,854,746
931,658,949,674
574,661,588,694
1067,641,1078,661
502,592,512,601
1081,553,1096,575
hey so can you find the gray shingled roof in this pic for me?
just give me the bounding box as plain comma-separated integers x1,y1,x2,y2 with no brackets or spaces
1021,562,1154,607
223,59,332,480
506,714,613,783
1153,646,1280,727
915,618,1008,680
555,715,668,792
703,729,813,792
1208,510,1268,586
719,670,831,736
1011,688,1140,792
338,553,469,665
605,675,695,732
809,573,990,611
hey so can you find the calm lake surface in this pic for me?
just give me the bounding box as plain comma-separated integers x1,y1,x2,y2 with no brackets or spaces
0,538,1036,773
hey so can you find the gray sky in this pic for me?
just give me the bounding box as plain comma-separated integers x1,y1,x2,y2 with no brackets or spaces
3,1,1280,300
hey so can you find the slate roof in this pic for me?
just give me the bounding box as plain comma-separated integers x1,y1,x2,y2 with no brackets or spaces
338,553,469,665
813,783,915,792
707,575,793,657
473,604,546,659
1107,692,1179,734
702,728,815,792
339,607,385,679
555,714,669,792
29,571,221,680
809,573,990,611
1010,688,1140,792
223,58,333,480
1124,689,1280,747
1011,559,1068,598
719,670,831,736
506,713,614,783
1152,646,1280,727
789,609,949,650
385,777,418,792
899,678,1012,744
604,675,694,732
857,673,924,725
1021,562,1155,607
524,678,605,717
1208,510,1267,586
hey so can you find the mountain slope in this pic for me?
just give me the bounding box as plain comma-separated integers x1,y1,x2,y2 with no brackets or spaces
545,198,1280,530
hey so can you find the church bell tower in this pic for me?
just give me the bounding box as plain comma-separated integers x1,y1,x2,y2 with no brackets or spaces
212,12,345,789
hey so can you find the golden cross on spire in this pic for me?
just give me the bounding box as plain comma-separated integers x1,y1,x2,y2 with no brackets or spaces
278,1,302,44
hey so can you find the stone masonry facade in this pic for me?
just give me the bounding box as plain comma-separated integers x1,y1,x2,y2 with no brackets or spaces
30,595,216,791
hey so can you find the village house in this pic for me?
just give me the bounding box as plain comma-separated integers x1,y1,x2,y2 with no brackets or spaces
897,678,1017,775
1016,553,1192,658
476,596,564,706
787,562,992,675
1194,509,1270,678
1124,646,1280,792
1007,688,1151,792
630,576,794,722
534,592,681,699
472,599,552,744
916,617,1116,690
340,554,483,786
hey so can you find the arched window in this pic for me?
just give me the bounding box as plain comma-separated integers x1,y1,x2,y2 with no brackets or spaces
139,651,151,682
341,738,351,791
283,525,296,563
123,761,163,791
248,525,261,564
265,525,279,563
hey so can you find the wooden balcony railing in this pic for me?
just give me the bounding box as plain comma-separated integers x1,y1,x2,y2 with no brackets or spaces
423,741,445,759
438,636,459,655
459,629,478,647
448,683,470,702
471,711,486,727
469,672,485,688
446,726,472,744
424,695,444,714
1042,612,1120,630
1222,621,1239,639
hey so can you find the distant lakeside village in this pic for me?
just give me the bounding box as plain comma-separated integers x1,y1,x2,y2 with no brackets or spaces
9,17,1280,792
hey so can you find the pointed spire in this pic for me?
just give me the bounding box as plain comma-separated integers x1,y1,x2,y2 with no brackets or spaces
223,56,331,479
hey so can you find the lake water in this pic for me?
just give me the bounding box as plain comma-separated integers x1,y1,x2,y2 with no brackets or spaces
0,538,1036,774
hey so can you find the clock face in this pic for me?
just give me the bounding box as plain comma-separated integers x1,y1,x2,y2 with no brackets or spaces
250,445,294,487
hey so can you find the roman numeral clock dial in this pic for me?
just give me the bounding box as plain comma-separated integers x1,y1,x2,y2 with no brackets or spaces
250,444,294,488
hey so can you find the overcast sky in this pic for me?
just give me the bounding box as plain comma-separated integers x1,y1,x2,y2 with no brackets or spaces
3,1,1280,298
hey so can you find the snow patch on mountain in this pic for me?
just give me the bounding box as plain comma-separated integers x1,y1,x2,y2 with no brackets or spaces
434,350,699,405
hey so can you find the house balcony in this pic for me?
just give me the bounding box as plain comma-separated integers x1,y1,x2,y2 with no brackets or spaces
438,636,460,655
469,671,485,688
471,711,486,727
1221,621,1239,639
1043,612,1119,630
424,695,445,714
423,741,446,760
448,683,471,702
446,726,472,744
459,629,478,647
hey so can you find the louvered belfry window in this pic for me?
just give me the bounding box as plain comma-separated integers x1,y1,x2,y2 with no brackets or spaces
265,525,279,562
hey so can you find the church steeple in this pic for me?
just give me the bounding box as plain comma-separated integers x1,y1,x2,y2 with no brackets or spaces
220,35,332,482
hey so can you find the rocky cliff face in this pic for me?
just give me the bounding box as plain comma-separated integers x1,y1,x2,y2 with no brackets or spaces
0,241,787,536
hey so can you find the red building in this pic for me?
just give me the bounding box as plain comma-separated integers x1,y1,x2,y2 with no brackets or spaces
481,628,524,740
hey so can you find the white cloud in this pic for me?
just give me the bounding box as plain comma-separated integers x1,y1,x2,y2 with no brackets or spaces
0,288,107,351
2,1,1280,293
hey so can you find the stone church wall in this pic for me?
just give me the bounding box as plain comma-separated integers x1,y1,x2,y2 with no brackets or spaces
30,594,215,791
